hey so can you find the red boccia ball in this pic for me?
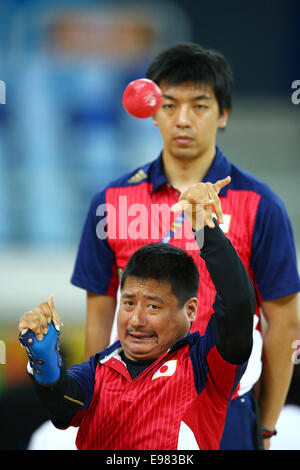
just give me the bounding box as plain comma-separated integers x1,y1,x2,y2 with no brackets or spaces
122,78,163,119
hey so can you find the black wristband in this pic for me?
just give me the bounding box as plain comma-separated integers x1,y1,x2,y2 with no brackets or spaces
261,427,277,439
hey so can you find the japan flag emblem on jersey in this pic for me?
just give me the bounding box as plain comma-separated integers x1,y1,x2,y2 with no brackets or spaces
152,360,177,380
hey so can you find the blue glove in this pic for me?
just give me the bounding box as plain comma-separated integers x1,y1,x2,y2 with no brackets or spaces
19,322,62,384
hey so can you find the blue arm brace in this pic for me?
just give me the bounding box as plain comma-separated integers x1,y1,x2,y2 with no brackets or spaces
18,322,62,384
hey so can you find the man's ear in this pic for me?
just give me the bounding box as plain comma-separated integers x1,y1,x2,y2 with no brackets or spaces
185,297,198,323
218,108,230,129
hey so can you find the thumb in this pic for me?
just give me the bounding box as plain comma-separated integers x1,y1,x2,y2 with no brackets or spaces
171,200,187,213
47,294,61,330
171,199,214,213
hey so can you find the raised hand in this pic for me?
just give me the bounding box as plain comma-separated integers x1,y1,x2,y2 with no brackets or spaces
171,176,231,231
18,295,61,341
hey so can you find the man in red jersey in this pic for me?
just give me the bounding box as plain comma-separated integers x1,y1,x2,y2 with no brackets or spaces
70,43,300,449
19,179,255,450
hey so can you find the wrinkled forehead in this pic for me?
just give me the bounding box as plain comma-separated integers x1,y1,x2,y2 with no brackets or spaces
121,276,176,302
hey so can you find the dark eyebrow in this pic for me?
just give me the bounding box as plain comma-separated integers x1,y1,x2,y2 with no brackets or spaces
163,94,177,101
145,295,165,304
163,93,212,101
193,94,212,101
121,292,165,303
121,292,134,299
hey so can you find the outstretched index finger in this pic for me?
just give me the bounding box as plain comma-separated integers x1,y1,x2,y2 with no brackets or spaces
213,176,231,194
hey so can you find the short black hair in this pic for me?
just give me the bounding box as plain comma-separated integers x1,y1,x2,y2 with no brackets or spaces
120,243,199,308
146,42,234,114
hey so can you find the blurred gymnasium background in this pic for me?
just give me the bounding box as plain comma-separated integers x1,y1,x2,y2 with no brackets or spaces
0,0,299,449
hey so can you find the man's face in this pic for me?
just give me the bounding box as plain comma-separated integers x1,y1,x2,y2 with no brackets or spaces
117,276,197,362
152,81,229,160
